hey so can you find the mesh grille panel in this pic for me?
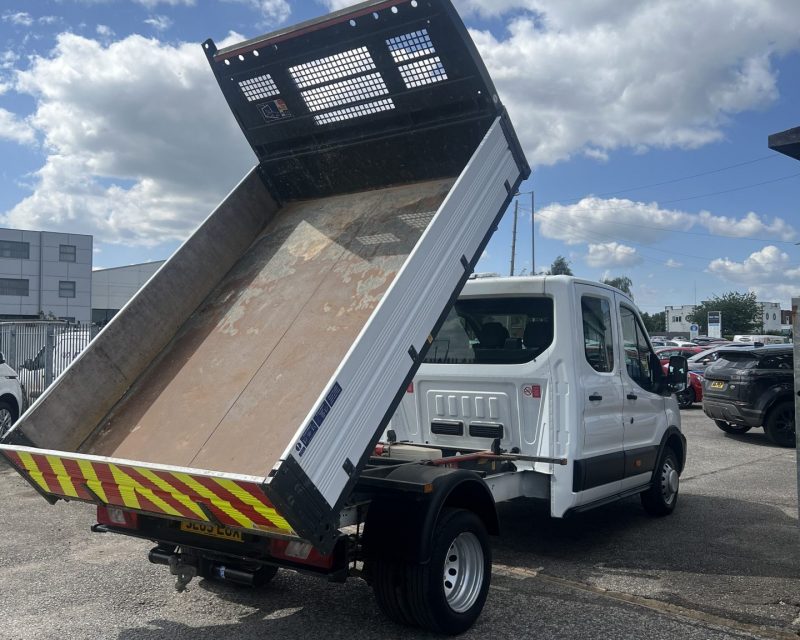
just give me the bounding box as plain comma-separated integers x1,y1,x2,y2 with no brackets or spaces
315,99,395,125
399,56,448,88
302,73,389,112
239,74,279,102
289,47,376,89
386,29,436,63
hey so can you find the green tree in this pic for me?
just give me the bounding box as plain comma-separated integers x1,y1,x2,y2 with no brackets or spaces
641,310,665,334
549,255,573,276
602,276,633,298
687,291,761,336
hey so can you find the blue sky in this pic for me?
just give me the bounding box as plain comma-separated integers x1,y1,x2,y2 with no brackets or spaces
0,0,798,313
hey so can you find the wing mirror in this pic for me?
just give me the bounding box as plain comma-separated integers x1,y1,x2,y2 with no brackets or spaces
667,355,688,393
0,352,5,365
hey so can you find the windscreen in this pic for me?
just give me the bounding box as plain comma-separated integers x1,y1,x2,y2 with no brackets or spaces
423,296,553,364
712,351,759,370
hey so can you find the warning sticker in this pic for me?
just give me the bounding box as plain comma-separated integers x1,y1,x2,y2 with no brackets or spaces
259,98,292,122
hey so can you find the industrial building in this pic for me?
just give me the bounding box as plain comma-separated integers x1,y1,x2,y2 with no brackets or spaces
91,260,165,325
0,228,92,323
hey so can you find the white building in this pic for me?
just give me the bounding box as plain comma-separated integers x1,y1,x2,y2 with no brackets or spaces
665,300,786,335
759,301,782,332
91,260,165,325
0,228,92,323
665,304,696,334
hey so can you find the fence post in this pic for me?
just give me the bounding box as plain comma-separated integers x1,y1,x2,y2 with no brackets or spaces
8,327,16,369
44,324,55,388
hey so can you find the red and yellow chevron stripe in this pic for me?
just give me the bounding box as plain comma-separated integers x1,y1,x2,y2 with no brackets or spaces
1,447,293,537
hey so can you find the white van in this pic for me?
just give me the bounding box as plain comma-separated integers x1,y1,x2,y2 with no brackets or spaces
732,334,785,345
390,275,687,518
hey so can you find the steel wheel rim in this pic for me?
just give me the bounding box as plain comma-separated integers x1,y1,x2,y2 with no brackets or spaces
0,408,12,438
660,459,678,505
443,531,484,613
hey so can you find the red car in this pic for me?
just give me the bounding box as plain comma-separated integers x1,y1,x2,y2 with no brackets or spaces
657,348,704,408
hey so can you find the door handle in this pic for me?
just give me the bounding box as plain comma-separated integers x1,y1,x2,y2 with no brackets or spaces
589,393,602,401
627,393,638,400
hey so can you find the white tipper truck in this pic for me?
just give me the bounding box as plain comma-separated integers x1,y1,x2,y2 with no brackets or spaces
0,1,687,634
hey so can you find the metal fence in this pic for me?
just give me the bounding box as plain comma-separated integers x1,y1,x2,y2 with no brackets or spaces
0,322,99,401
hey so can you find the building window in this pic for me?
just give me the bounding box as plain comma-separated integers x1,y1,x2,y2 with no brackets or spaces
0,240,30,259
0,278,29,296
59,280,76,298
59,244,77,262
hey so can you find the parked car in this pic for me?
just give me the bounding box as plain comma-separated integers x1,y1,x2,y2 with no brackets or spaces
651,339,679,347
692,336,728,346
0,352,25,439
687,343,758,373
658,354,704,409
702,344,795,447
655,346,705,362
732,334,786,345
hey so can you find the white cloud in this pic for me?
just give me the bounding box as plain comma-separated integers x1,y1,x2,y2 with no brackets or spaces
96,24,114,37
665,258,682,268
537,197,798,247
144,15,173,31
538,197,691,245
319,0,358,9
465,0,800,164
585,241,641,268
135,0,195,7
225,0,291,24
697,210,796,241
708,245,800,304
0,108,36,145
3,33,254,245
2,11,33,27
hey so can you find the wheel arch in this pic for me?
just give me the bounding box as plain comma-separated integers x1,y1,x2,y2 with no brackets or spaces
362,466,498,565
659,426,686,473
0,393,20,421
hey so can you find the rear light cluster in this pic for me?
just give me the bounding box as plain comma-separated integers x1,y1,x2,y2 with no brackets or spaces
97,506,139,529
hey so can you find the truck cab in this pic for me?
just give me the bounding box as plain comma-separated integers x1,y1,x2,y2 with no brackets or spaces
390,275,687,516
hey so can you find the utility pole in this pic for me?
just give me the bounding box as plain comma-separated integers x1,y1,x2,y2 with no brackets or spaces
530,191,535,275
510,199,518,276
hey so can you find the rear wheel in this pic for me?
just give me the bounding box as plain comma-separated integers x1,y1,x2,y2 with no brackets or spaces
714,419,751,434
641,449,679,516
371,508,491,635
764,401,795,448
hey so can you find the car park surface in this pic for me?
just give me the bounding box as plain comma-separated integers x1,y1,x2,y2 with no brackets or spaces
1,410,797,640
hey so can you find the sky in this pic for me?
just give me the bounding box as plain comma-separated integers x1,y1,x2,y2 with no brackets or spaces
0,0,798,314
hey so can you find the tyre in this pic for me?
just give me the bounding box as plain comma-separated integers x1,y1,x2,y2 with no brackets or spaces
764,401,796,448
403,508,491,635
676,388,695,409
370,556,417,627
0,400,16,440
641,449,680,517
713,419,751,435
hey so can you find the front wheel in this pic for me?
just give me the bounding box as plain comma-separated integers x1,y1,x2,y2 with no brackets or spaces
641,449,680,516
764,401,795,448
676,388,695,409
714,419,751,435
0,401,16,439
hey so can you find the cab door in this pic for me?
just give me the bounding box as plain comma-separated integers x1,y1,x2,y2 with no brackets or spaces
617,300,666,489
573,285,624,502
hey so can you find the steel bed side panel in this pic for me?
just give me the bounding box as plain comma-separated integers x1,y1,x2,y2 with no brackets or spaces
268,117,524,546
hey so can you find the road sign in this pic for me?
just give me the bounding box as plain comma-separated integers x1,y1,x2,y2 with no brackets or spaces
708,311,722,339
689,323,699,339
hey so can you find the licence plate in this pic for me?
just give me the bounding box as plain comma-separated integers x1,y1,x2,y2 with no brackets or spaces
710,380,725,389
180,521,243,542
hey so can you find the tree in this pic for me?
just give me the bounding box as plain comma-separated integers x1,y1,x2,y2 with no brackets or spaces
549,255,573,276
641,311,665,334
687,291,761,336
602,276,633,298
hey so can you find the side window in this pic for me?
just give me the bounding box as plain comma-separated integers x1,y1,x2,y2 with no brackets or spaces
581,296,614,372
621,306,654,391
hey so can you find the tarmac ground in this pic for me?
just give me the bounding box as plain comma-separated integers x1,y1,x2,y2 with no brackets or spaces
1,408,798,639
